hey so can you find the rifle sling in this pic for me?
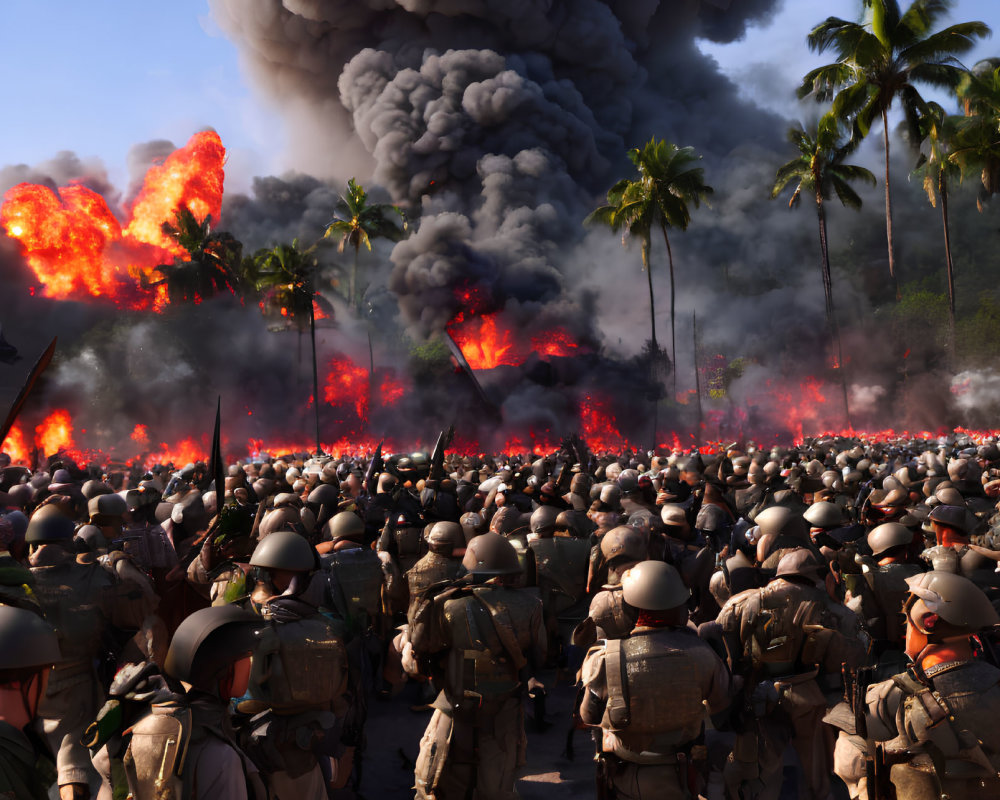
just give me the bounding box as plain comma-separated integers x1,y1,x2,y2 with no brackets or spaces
605,638,630,728
473,594,528,672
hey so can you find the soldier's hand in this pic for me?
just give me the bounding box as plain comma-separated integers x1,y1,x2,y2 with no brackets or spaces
527,677,545,695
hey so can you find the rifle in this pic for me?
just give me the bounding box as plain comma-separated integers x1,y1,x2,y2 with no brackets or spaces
851,665,885,800
0,337,56,447
363,439,384,496
428,426,454,483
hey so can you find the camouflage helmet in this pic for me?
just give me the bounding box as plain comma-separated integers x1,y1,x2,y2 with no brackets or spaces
904,571,999,634
867,522,913,556
803,501,844,529
427,521,465,555
529,505,560,537
163,605,260,693
775,549,827,582
461,532,521,576
621,560,689,611
24,505,75,544
753,506,808,541
0,605,60,674
600,525,647,563
249,530,317,572
323,511,365,542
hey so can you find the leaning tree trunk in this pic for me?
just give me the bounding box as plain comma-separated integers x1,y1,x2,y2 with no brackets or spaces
816,193,852,430
642,241,658,351
882,108,899,299
660,222,678,400
309,299,322,455
940,173,957,365
350,243,360,312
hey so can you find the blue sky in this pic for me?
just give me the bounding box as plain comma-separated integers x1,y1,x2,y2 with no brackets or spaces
0,1,997,194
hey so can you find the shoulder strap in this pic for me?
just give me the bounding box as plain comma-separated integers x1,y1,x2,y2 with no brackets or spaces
473,592,528,671
605,637,630,728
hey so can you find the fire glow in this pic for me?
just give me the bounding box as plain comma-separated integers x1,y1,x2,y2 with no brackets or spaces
446,311,578,370
1,131,225,310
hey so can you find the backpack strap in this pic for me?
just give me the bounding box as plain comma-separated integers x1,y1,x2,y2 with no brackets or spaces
604,638,631,729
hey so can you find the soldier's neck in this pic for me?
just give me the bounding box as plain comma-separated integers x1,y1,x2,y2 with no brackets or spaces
918,642,972,671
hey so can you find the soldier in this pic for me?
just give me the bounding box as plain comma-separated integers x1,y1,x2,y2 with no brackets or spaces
122,605,266,799
846,522,924,678
753,505,820,570
405,532,546,800
406,521,465,621
25,507,115,800
573,526,647,648
846,571,1000,799
0,605,60,800
717,550,865,800
242,531,349,798
579,560,734,800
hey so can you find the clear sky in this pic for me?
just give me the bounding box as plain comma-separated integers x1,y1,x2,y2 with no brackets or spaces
0,1,997,194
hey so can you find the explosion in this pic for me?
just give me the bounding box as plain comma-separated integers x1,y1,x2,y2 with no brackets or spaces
1,131,225,310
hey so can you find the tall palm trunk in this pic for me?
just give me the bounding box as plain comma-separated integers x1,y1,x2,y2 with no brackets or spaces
940,173,957,364
350,243,360,312
642,240,657,351
816,191,852,430
660,222,677,398
882,108,900,299
310,300,321,455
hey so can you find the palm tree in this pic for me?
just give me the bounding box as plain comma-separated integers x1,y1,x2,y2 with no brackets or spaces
630,140,713,397
798,0,989,290
912,102,962,358
249,241,332,455
772,112,876,425
585,176,657,347
951,58,1000,206
585,140,712,396
148,207,245,304
324,178,407,311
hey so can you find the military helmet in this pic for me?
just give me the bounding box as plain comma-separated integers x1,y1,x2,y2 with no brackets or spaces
928,504,973,535
803,501,844,529
249,530,317,572
89,493,128,522
867,522,913,556
775,549,827,582
74,524,108,551
529,505,560,536
599,483,621,507
621,560,689,611
904,571,999,633
427,521,465,555
617,469,640,494
0,605,60,675
933,487,966,507
459,511,485,540
308,483,340,509
324,511,365,542
600,525,647,563
81,479,113,500
660,504,688,528
554,509,580,537
24,505,75,544
259,506,301,538
754,506,807,541
163,605,260,692
461,532,521,576
489,506,526,537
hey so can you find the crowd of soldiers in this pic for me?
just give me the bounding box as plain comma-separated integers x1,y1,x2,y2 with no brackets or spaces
2,431,1000,799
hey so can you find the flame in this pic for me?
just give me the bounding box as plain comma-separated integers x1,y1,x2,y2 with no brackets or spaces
379,373,406,406
324,355,370,422
447,312,520,369
530,327,578,359
580,394,627,452
1,131,225,310
35,409,74,457
146,438,206,467
131,424,150,448
1,423,29,464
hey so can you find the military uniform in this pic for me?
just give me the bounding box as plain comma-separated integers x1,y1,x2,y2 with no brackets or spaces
717,554,865,800
580,627,732,799
407,533,545,800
